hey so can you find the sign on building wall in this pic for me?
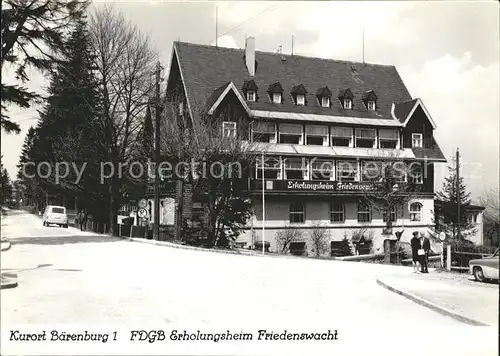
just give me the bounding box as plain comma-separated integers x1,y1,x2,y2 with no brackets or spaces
260,180,377,192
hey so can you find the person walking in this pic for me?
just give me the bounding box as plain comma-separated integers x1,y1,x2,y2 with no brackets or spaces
419,232,431,273
77,209,85,231
410,231,421,273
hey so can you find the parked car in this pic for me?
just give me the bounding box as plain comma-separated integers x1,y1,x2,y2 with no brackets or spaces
42,205,68,228
469,248,499,282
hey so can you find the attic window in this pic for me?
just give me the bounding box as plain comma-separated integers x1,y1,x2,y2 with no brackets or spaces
246,91,256,102
268,82,284,104
321,97,330,108
362,90,378,111
338,88,354,110
296,94,305,106
291,84,307,106
242,79,258,102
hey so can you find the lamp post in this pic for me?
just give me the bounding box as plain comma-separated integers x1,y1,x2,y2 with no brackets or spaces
261,152,265,255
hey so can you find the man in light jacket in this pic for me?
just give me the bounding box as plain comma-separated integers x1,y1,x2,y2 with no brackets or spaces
419,232,431,273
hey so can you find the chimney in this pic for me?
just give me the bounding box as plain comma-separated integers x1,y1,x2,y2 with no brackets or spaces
245,37,255,76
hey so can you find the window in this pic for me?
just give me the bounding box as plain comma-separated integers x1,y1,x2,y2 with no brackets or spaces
272,93,282,104
311,159,333,180
321,97,330,108
330,203,345,223
222,121,236,138
279,124,303,144
256,156,281,179
343,99,352,110
355,128,376,148
361,161,381,182
246,91,256,102
289,203,305,223
284,158,307,180
409,202,422,222
468,212,478,224
296,94,305,106
383,206,397,223
331,127,352,147
336,161,358,182
408,162,423,184
252,122,276,143
379,129,399,149
412,133,423,148
305,125,328,146
367,101,376,111
357,201,371,223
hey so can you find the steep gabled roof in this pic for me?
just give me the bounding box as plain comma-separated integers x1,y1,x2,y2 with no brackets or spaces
291,84,307,95
393,98,437,129
268,81,284,93
338,88,354,99
242,79,258,92
316,86,332,97
173,41,413,121
362,90,378,101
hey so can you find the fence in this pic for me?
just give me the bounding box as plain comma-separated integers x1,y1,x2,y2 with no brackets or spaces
443,244,497,271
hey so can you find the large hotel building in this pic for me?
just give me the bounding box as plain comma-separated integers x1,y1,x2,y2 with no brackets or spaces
161,37,453,254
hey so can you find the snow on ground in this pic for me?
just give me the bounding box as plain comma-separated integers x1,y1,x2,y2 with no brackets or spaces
1,211,497,356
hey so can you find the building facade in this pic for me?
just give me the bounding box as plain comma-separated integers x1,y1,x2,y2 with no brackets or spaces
165,37,449,254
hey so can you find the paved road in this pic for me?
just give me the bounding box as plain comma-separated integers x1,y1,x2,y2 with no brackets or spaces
1,211,497,356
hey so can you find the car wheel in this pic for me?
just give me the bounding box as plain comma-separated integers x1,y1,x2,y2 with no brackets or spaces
64,224,68,228
473,267,485,282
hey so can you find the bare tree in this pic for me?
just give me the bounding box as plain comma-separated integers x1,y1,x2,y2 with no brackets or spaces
309,222,330,258
88,5,158,233
479,188,500,246
359,152,422,235
159,98,267,247
276,225,304,254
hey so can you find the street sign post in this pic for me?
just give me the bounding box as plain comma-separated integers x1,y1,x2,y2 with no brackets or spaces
138,209,148,218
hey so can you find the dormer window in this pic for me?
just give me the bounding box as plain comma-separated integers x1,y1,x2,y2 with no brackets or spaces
246,91,256,102
268,82,284,104
343,99,352,110
291,84,307,106
316,86,332,108
242,79,258,102
338,88,354,110
412,133,423,148
321,97,330,108
362,90,378,111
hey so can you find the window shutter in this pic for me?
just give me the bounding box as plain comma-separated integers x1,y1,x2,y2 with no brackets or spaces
280,124,302,135
356,128,376,138
306,125,328,136
379,129,399,140
253,122,276,133
331,127,352,137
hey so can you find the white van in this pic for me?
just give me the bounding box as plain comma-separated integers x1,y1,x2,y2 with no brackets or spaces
43,205,68,228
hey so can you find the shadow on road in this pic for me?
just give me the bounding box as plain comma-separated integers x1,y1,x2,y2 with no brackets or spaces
9,235,124,246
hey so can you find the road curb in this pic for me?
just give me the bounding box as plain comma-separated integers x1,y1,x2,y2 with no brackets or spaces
1,275,18,290
115,235,267,256
376,278,488,326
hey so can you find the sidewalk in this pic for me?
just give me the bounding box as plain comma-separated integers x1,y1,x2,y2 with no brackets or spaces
377,270,499,327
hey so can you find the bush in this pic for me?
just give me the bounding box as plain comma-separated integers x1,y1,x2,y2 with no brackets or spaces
276,226,304,254
254,240,270,252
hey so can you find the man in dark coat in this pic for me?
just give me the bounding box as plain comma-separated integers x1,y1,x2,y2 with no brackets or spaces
410,231,421,273
419,232,431,273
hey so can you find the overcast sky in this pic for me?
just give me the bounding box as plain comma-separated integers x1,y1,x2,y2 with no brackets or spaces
2,1,499,202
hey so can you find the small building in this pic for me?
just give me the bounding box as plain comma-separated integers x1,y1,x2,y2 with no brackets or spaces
164,38,448,254
434,200,485,245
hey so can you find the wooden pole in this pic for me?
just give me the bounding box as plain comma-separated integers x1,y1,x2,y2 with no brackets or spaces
456,148,460,241
154,62,162,240
446,244,451,271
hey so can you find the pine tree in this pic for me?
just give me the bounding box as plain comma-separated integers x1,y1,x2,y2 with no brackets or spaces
2,0,89,134
435,152,477,242
0,156,13,205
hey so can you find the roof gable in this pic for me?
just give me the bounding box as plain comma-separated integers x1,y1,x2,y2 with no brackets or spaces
173,41,413,121
291,84,307,95
362,90,378,101
207,82,250,115
338,88,354,99
242,79,258,92
268,82,284,93
394,98,437,129
316,86,332,97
